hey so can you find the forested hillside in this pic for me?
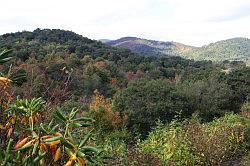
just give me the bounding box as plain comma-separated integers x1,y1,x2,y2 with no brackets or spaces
0,29,250,165
105,37,250,61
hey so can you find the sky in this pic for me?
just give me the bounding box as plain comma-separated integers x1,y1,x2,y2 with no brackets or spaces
0,0,250,46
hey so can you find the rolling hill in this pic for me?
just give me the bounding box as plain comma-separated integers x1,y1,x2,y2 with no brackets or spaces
0,29,139,61
103,37,250,61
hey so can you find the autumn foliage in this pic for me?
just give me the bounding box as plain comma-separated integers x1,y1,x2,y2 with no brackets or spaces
90,90,126,131
0,50,104,165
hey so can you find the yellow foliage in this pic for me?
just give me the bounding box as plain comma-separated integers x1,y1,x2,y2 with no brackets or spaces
54,147,62,162
0,76,12,85
0,76,13,108
90,90,126,130
90,90,107,112
94,60,108,70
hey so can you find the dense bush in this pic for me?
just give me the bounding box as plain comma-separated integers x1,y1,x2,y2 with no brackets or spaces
113,79,195,136
192,77,236,121
113,76,243,136
139,121,197,165
220,67,250,108
139,114,250,165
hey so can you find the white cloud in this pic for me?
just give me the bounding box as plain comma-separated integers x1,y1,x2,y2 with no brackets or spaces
0,0,249,46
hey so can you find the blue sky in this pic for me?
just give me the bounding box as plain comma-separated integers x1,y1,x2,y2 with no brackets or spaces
0,0,249,46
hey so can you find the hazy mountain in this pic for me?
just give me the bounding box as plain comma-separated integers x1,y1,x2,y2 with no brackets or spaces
104,37,250,61
99,39,111,43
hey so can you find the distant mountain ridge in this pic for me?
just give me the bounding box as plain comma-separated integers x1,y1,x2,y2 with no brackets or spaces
103,37,250,61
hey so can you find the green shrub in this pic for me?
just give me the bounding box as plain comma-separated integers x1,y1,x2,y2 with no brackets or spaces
123,147,164,166
185,114,249,165
139,121,197,166
113,79,195,137
139,114,250,166
94,130,130,165
242,101,250,118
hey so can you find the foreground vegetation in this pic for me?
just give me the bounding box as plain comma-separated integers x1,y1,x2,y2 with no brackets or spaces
0,29,249,165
